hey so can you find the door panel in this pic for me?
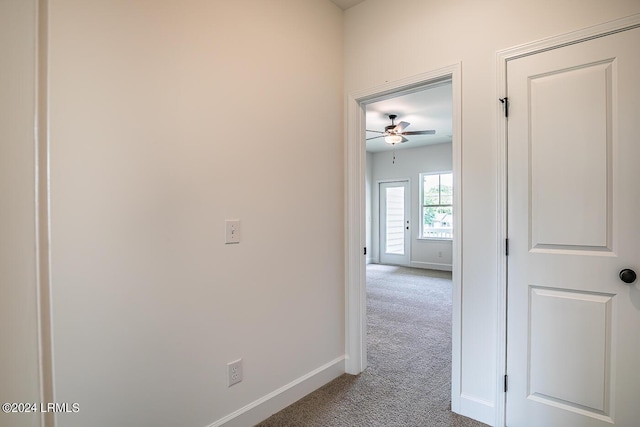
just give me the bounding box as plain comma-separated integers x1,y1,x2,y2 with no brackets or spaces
507,27,640,427
528,287,613,415
380,181,410,265
530,60,612,250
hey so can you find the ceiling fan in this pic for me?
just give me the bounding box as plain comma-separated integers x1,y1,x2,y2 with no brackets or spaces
366,114,435,145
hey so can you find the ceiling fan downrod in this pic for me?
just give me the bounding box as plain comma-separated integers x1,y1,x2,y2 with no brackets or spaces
386,114,398,132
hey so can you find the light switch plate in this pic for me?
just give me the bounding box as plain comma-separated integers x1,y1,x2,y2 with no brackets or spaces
225,220,241,244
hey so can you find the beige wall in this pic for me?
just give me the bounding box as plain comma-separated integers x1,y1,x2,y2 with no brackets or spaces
45,1,344,426
0,1,41,426
345,1,640,424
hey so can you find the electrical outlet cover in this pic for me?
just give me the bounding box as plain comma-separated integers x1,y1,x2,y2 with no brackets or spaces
227,359,242,387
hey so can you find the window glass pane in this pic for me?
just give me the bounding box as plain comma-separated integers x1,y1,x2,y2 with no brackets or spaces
423,174,440,205
440,173,453,205
385,187,405,255
422,206,453,239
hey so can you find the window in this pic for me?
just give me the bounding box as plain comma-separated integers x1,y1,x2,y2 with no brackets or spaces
420,172,453,239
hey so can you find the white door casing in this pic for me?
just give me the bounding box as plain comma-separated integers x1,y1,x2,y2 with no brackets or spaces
505,23,640,427
379,180,410,266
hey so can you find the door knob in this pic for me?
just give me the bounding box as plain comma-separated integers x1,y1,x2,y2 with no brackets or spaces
619,269,637,284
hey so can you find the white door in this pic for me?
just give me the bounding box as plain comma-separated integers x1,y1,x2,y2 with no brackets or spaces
506,27,640,426
379,181,410,266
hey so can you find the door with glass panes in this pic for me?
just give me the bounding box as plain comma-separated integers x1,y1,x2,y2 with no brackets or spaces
379,181,410,266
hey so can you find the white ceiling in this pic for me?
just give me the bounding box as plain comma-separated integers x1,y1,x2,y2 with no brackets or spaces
330,0,366,10
365,80,453,153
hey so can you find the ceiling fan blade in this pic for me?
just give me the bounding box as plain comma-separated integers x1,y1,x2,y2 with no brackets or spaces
402,130,436,136
366,135,384,141
400,136,409,143
394,121,410,133
365,129,384,134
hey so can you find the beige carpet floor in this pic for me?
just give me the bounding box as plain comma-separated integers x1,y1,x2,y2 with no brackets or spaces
256,265,490,427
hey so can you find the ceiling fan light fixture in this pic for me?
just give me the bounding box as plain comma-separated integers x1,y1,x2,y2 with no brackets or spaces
385,134,403,144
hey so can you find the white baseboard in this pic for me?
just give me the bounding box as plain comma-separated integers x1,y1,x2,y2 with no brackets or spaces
457,393,495,426
209,356,345,427
410,261,452,271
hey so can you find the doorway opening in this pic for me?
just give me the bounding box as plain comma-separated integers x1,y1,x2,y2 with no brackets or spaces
364,80,455,412
345,64,462,412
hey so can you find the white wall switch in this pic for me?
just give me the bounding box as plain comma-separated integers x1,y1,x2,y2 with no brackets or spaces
225,220,241,244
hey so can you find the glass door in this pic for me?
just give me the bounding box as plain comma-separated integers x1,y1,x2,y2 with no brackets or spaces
379,181,410,266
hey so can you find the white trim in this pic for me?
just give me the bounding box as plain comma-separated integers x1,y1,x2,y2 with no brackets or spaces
498,14,640,63
345,91,367,375
345,63,463,412
409,261,452,272
35,2,55,426
450,64,463,416
416,237,453,243
494,30,509,427
375,178,411,184
459,394,495,426
208,356,344,427
495,12,640,427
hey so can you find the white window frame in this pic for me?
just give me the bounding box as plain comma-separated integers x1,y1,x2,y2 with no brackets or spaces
419,171,453,240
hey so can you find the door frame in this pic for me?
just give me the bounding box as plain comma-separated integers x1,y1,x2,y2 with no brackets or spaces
377,179,411,266
344,63,462,410
496,13,640,427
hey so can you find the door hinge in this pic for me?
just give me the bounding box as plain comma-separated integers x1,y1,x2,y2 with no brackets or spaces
499,97,509,118
505,239,510,256
363,247,367,255
504,374,508,392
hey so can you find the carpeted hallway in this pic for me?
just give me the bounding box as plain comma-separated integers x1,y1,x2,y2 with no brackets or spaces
256,264,490,427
